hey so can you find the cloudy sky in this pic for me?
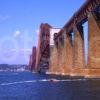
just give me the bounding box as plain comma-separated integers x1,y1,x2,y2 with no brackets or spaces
0,0,85,64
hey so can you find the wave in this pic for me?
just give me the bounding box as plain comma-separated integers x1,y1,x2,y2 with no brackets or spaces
0,78,88,86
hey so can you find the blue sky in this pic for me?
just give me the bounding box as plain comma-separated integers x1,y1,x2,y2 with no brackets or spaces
0,0,85,64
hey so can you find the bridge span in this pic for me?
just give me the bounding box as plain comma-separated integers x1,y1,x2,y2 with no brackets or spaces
48,0,100,77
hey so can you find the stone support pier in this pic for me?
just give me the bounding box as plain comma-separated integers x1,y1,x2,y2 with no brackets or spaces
65,33,73,76
72,26,85,76
57,39,63,74
60,31,71,75
86,12,100,77
49,46,58,74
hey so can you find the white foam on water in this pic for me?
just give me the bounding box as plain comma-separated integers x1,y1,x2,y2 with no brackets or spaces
0,78,87,86
0,80,37,86
60,78,87,82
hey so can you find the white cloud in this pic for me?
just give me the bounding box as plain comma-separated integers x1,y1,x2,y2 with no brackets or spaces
35,29,39,35
19,48,32,56
25,49,32,52
20,48,31,53
36,29,39,33
14,30,22,38
3,48,32,57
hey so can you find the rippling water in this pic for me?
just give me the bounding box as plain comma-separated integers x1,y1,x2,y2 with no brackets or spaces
0,71,100,100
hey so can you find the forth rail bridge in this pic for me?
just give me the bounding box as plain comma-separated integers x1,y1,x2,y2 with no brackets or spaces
1,0,100,100
29,0,100,78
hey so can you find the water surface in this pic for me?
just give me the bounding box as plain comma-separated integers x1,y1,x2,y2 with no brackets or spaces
0,71,100,100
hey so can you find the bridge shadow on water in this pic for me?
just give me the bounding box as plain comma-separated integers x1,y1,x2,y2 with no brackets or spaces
0,71,100,100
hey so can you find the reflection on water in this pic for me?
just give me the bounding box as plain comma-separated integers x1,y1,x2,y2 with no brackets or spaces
0,71,100,100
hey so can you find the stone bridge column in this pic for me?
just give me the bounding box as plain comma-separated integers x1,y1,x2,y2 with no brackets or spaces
57,38,63,75
49,45,58,74
72,25,85,76
65,33,73,76
59,35,65,75
86,12,100,77
49,36,65,75
60,30,70,75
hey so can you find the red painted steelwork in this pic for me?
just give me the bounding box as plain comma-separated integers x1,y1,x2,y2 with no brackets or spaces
35,23,52,72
